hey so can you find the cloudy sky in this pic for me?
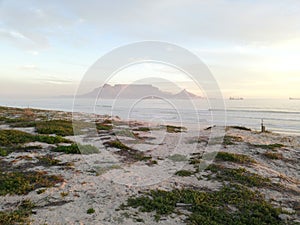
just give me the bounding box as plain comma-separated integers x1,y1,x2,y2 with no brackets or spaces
0,0,300,98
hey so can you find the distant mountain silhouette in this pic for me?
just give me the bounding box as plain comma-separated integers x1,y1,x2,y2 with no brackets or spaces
173,89,199,98
75,84,201,99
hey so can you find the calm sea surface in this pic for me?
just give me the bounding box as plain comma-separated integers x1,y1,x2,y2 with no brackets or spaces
1,98,300,135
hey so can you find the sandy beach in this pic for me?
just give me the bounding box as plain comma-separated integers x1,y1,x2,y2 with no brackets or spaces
0,106,299,225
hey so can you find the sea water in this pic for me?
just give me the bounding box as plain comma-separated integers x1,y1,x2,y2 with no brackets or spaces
0,98,300,135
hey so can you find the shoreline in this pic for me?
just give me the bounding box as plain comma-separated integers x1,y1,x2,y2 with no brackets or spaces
1,104,299,137
0,106,299,224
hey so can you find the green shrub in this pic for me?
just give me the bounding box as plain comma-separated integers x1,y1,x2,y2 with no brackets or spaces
216,152,255,164
0,130,35,146
34,135,72,144
0,129,71,147
0,148,8,157
87,208,95,214
36,120,74,136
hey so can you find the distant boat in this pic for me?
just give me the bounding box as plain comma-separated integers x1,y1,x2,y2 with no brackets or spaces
229,97,244,100
289,97,300,100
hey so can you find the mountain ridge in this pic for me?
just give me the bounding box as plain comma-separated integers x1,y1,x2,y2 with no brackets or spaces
73,84,202,99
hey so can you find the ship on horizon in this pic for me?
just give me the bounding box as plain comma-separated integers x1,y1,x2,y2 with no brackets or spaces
229,97,244,100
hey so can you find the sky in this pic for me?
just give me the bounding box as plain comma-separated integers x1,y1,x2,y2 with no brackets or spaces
0,0,300,99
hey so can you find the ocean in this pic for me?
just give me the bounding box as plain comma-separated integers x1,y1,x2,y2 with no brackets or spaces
0,98,300,135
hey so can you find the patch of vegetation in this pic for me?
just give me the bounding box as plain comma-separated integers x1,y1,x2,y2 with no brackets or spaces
0,129,72,147
146,160,158,166
17,145,43,151
133,127,150,132
0,171,63,195
223,135,243,145
0,147,8,157
35,135,72,144
114,129,138,138
122,184,285,224
36,120,74,136
95,164,122,176
0,116,34,127
215,151,255,164
187,136,209,145
0,130,36,146
263,152,284,160
96,122,113,131
252,143,284,150
189,153,202,165
37,155,61,166
52,144,99,154
36,188,46,194
0,199,35,225
228,126,251,131
175,170,194,177
87,208,95,214
168,154,187,162
104,140,153,163
60,192,69,197
206,164,272,188
166,125,187,133
104,140,131,150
